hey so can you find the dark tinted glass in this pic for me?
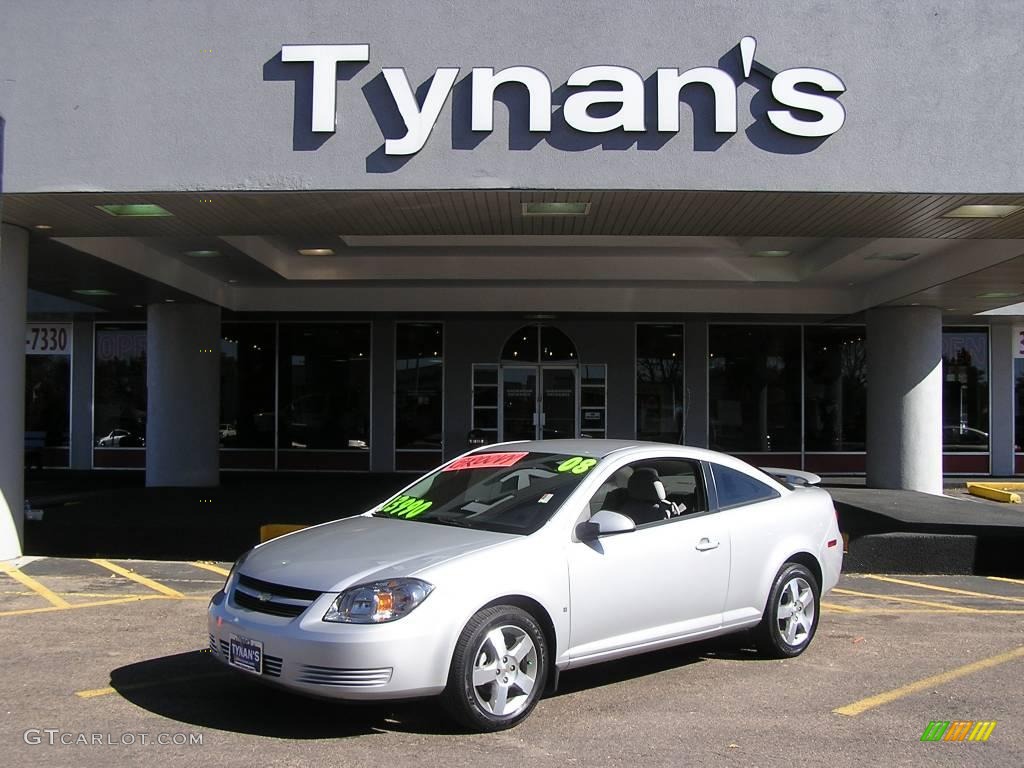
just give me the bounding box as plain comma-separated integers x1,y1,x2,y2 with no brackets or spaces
396,323,444,450
636,324,686,443
1016,358,1024,454
709,326,801,452
94,324,147,445
942,328,989,452
278,324,371,450
804,326,867,451
25,355,70,452
502,326,538,362
712,464,780,508
220,323,276,448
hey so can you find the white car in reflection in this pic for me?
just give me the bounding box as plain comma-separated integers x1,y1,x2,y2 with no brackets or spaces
208,439,842,731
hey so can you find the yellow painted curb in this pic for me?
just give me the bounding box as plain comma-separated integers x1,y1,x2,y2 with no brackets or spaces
259,523,309,543
966,482,1023,504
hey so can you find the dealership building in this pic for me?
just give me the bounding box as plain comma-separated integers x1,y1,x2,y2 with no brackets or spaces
1,1,1023,558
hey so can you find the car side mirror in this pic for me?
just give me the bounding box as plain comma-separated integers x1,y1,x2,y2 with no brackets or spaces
575,509,636,541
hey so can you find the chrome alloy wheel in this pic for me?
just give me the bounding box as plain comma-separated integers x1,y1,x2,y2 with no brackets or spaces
471,625,538,717
776,576,815,647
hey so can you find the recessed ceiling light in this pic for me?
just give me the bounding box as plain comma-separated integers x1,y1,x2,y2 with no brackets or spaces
945,308,959,312
298,248,335,256
521,202,591,216
976,291,1022,299
942,204,1023,218
864,252,918,261
133,304,143,309
96,203,174,217
184,249,219,258
751,250,791,258
227,279,239,284
34,224,52,230
164,298,176,303
73,288,116,296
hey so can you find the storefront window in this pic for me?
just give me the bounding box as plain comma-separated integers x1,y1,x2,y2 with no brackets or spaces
636,324,685,443
220,324,276,449
94,324,148,447
942,328,989,452
709,326,801,453
25,354,71,465
803,327,867,451
581,364,607,439
1016,359,1024,456
278,324,371,451
396,323,444,450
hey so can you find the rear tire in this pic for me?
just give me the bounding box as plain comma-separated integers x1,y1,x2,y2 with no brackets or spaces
441,605,548,732
754,562,820,658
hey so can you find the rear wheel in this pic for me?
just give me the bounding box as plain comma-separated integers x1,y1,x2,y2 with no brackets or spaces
442,605,548,732
754,563,820,658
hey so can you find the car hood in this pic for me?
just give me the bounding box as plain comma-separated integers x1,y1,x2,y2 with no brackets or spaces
238,515,516,593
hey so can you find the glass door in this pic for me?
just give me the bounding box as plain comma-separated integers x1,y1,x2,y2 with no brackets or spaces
501,367,538,441
540,367,577,440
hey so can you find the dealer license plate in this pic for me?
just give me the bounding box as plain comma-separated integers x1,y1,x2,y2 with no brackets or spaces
228,634,263,675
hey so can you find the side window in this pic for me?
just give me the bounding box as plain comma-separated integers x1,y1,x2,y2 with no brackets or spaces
587,458,707,526
711,464,780,509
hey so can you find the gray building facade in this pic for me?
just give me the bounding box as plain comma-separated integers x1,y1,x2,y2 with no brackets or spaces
1,1,1023,558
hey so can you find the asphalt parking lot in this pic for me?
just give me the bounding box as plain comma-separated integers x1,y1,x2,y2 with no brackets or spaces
1,558,1022,767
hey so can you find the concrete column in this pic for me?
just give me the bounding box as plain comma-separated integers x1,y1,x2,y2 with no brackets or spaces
866,306,943,494
0,224,29,559
146,303,220,486
684,321,709,448
70,318,95,469
990,323,1016,477
370,317,395,472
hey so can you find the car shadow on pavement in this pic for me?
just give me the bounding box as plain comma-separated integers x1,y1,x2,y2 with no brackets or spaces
552,634,757,697
109,651,458,738
111,637,761,737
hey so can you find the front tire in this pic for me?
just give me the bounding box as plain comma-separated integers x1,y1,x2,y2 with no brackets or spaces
754,563,820,658
442,605,548,732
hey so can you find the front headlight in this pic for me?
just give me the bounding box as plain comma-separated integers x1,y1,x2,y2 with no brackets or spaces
323,578,434,624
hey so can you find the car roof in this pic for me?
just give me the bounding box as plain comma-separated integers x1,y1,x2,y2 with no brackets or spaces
473,438,756,467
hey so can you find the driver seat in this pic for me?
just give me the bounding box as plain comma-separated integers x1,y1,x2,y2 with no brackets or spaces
608,468,677,525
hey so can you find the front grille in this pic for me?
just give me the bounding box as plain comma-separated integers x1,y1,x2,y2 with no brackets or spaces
296,665,393,687
216,638,282,677
233,589,308,617
232,574,322,618
237,574,321,602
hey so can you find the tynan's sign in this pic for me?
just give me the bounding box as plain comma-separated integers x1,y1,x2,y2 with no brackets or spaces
281,36,846,156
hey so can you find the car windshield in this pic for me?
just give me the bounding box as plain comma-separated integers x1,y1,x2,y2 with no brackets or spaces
372,451,601,535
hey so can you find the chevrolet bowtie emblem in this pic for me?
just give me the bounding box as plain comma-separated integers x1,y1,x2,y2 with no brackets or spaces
257,592,272,602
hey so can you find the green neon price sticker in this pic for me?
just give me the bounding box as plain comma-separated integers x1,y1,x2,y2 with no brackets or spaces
381,495,433,518
557,456,598,475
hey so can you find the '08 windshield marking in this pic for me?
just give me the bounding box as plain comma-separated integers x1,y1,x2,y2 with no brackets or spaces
374,452,600,535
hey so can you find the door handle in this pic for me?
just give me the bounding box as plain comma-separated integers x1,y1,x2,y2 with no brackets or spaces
695,537,720,552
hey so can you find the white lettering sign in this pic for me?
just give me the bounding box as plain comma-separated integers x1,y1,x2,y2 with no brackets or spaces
284,35,846,155
1015,326,1024,359
25,323,71,356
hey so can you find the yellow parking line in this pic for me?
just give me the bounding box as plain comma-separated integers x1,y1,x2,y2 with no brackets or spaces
821,601,861,613
987,576,1024,586
0,595,166,618
834,645,1024,716
831,587,978,613
88,559,184,598
864,575,1024,604
0,562,71,608
188,561,230,577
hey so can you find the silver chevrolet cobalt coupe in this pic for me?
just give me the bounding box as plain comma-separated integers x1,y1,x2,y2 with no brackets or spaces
208,440,842,731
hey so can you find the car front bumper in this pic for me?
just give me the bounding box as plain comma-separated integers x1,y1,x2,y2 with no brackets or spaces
207,588,453,701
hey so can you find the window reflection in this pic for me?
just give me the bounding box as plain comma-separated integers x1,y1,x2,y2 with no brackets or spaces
1016,359,1024,455
942,328,989,452
278,324,371,451
220,324,275,448
636,325,685,443
803,327,867,451
396,323,444,450
709,326,801,452
94,324,147,447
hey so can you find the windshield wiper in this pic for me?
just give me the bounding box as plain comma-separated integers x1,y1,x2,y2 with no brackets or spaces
427,515,476,529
